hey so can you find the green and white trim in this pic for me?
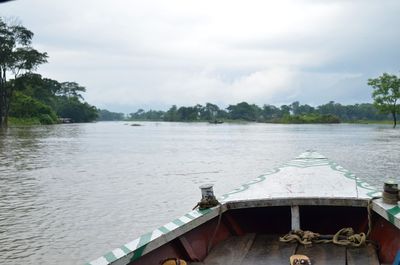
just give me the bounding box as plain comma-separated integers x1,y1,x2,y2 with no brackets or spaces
86,151,399,265
86,207,223,265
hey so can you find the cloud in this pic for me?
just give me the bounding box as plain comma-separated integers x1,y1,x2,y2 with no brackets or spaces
1,0,400,111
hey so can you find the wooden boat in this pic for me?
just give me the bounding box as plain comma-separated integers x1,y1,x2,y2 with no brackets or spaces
86,151,400,265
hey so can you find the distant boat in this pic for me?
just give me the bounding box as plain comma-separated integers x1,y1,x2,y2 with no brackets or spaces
58,118,73,124
208,120,224,124
86,151,400,265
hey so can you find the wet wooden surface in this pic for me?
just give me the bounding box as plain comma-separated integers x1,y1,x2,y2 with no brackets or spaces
347,245,380,265
189,234,380,265
200,233,256,265
296,244,346,265
241,235,297,265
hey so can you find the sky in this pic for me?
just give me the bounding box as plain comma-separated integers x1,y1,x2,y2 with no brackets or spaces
1,0,400,113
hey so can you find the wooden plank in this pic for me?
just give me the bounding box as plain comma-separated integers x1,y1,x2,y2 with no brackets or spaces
296,244,346,265
201,233,256,265
347,245,380,265
179,235,200,262
241,235,297,265
291,206,300,230
223,213,245,236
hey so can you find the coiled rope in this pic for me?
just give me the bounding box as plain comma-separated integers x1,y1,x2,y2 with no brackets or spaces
279,227,366,247
280,197,381,247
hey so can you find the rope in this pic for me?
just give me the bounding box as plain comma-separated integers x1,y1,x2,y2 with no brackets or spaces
192,197,220,210
280,197,382,247
207,203,223,254
192,198,223,254
280,228,366,247
367,196,381,238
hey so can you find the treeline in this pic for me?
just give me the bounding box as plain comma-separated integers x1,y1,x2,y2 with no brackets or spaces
97,109,125,121
9,73,98,124
127,101,390,123
0,17,98,126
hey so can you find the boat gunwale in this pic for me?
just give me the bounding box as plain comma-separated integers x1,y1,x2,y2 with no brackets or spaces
225,197,369,209
86,152,400,265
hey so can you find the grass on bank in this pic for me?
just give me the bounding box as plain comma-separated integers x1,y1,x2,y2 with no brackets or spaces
345,120,393,125
8,114,58,126
8,117,42,125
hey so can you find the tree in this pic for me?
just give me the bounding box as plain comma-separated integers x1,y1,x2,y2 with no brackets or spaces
97,109,125,121
0,18,48,127
280,105,291,117
58,82,86,100
164,105,179,121
55,96,98,122
368,73,400,128
227,102,262,121
262,104,280,120
201,102,220,121
177,106,199,121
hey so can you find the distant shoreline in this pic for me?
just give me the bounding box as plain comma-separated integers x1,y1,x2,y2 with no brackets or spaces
123,119,393,125
8,117,393,126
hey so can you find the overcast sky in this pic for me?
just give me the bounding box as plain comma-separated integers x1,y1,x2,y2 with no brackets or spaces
1,0,400,112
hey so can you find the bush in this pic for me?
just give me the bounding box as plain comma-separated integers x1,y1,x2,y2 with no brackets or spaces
280,114,340,124
9,92,58,124
54,96,98,122
39,114,55,124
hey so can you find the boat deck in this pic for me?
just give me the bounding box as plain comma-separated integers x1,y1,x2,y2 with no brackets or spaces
190,234,380,265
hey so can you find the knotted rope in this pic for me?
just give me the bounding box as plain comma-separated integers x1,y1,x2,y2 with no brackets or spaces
280,198,382,247
279,227,366,247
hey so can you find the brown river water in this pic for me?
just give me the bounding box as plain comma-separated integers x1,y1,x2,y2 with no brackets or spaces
0,122,399,264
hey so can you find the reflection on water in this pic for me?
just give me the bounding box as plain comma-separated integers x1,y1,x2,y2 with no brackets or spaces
0,122,399,264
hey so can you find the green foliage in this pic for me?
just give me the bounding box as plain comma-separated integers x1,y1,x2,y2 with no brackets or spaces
177,105,201,121
38,114,56,125
0,18,48,127
0,17,98,126
129,109,164,121
127,101,388,124
13,73,59,106
368,73,400,128
9,91,57,124
58,82,86,99
54,96,98,123
97,109,125,121
201,103,220,121
8,117,41,125
227,102,262,121
163,105,179,121
281,114,340,124
9,73,98,124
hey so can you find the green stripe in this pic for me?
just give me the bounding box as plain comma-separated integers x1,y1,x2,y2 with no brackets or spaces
173,219,185,226
198,208,212,215
120,245,131,254
129,232,152,261
184,213,195,220
158,226,170,234
131,245,147,261
387,206,400,224
104,252,117,263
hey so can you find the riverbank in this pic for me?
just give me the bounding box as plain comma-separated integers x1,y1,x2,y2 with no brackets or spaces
126,119,395,125
346,120,393,125
8,117,43,126
8,117,394,126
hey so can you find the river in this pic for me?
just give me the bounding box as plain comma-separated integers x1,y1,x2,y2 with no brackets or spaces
0,122,399,264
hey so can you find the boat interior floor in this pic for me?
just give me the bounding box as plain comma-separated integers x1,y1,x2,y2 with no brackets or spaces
189,234,380,265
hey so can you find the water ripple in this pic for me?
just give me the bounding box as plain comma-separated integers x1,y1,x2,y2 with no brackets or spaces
0,122,399,264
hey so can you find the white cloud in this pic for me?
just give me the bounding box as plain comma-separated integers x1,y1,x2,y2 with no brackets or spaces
1,0,399,111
